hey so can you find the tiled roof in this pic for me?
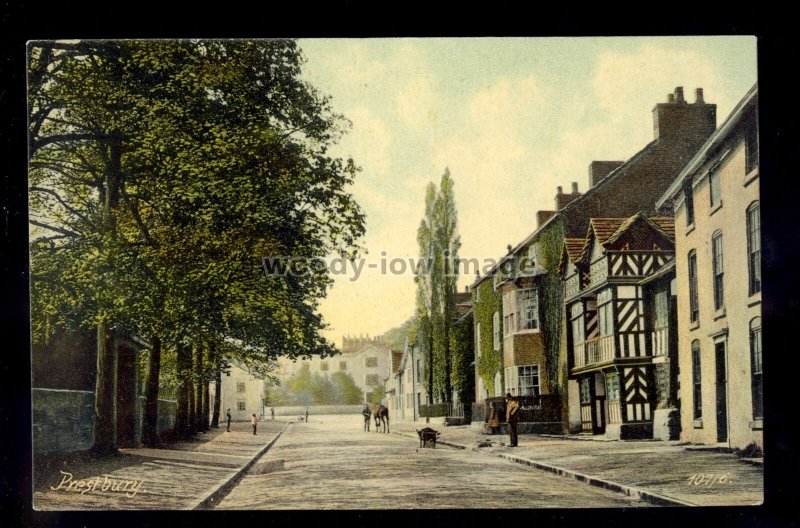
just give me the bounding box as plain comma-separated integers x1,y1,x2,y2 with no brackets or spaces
391,351,403,373
564,238,586,263
580,214,676,262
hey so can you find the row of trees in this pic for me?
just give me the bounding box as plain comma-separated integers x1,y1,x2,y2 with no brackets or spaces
414,169,466,404
28,40,364,452
267,364,364,406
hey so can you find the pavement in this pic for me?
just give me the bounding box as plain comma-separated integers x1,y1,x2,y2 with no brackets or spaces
391,419,764,507
33,419,288,510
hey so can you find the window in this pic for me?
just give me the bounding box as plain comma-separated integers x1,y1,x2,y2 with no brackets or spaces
606,372,620,402
475,284,481,302
750,318,762,419
518,365,540,396
712,232,724,310
684,183,695,226
692,340,702,419
365,357,378,368
745,122,759,173
654,288,669,329
709,167,721,209
237,400,246,411
571,313,585,346
236,382,246,393
747,202,761,295
365,374,380,386
688,251,699,323
599,302,613,337
518,289,539,331
502,290,516,336
580,378,591,404
320,362,329,371
494,371,503,397
339,361,347,371
416,359,422,383
493,311,501,350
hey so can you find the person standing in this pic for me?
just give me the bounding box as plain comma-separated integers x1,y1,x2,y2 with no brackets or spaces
362,404,371,431
487,402,500,434
505,393,520,447
226,408,232,432
305,408,309,423
251,413,258,435
271,406,275,420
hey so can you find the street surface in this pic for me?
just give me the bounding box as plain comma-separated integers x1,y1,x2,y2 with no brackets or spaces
217,415,644,509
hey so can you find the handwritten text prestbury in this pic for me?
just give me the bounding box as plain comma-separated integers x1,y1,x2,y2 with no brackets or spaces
50,471,144,498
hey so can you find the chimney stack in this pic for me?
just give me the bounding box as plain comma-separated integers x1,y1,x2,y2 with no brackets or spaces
588,160,624,188
652,86,716,141
507,244,513,255
555,183,582,210
536,210,557,228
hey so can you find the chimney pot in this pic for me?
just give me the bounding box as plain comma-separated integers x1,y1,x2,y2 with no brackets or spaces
695,87,704,103
674,86,685,103
507,244,513,254
571,181,578,194
557,185,563,194
667,93,675,103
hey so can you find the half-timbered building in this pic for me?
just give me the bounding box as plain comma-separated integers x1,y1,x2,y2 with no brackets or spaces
561,213,677,439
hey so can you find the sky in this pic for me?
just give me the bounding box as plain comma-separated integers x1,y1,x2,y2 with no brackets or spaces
296,36,758,348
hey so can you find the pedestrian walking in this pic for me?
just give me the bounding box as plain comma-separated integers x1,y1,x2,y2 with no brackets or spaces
271,406,275,420
226,408,232,432
305,408,309,423
251,413,258,435
487,401,500,434
505,393,520,447
362,404,371,432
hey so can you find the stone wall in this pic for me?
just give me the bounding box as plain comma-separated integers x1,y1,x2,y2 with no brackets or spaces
32,388,95,456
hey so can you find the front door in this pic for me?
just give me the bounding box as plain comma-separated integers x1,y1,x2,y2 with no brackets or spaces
715,341,728,443
580,378,593,432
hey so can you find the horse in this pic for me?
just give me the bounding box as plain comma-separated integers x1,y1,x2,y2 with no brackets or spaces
373,404,389,433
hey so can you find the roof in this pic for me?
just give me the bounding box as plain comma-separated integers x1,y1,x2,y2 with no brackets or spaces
452,291,471,305
558,237,587,277
656,83,758,209
391,351,403,373
579,213,675,262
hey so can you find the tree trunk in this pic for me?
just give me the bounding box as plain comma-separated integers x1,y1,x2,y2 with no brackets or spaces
202,367,210,430
211,368,222,428
175,342,191,438
92,321,117,455
187,344,196,436
194,345,204,431
141,335,162,448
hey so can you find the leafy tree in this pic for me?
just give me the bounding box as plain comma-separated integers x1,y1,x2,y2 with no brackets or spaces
330,371,364,404
28,40,365,450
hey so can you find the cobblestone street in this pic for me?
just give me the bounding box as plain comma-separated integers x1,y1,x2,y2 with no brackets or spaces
216,415,645,509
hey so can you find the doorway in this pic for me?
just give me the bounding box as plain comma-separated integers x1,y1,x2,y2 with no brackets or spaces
715,341,728,443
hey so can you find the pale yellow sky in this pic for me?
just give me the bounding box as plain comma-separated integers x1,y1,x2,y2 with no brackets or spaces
297,37,758,348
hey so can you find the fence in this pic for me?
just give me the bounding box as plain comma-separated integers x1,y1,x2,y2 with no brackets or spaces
419,402,468,419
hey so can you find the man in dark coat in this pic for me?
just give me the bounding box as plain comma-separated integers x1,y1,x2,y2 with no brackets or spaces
505,393,520,447
226,408,232,432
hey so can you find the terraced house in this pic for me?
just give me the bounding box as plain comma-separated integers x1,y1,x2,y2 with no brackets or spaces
656,84,761,451
472,87,717,435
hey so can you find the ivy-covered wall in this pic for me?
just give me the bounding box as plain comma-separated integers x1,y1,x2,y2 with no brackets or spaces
473,277,503,398
536,218,566,401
